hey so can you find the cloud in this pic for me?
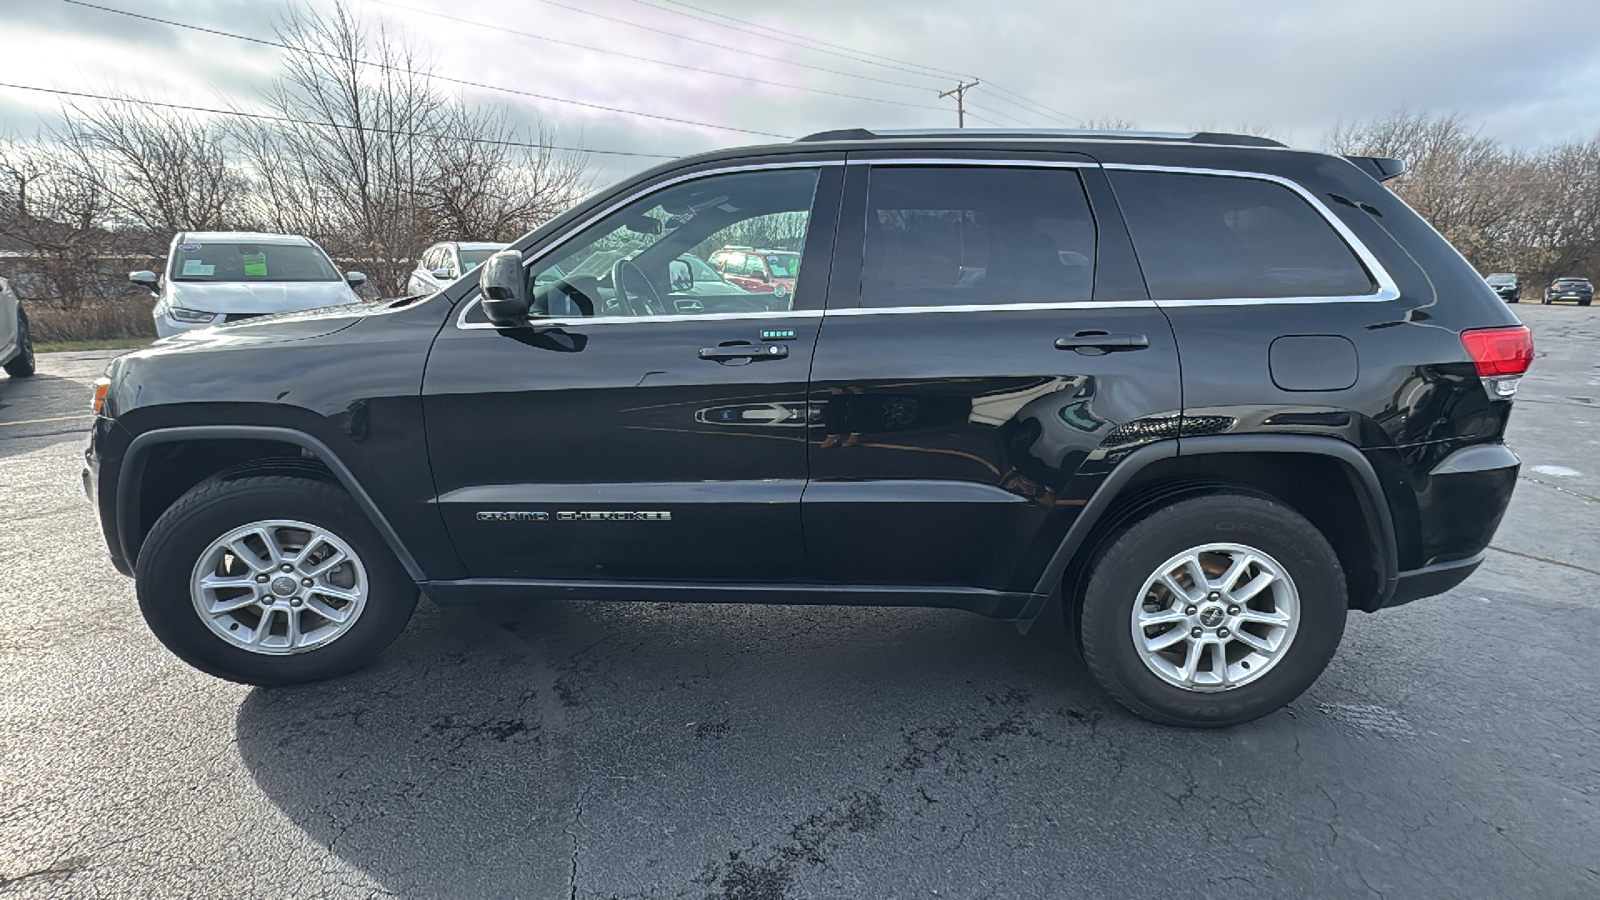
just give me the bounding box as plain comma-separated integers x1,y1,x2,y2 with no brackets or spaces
4,0,1598,187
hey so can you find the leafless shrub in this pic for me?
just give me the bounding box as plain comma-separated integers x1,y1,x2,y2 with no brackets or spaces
27,298,157,343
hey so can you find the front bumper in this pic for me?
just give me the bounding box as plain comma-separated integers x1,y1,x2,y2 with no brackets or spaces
84,417,134,576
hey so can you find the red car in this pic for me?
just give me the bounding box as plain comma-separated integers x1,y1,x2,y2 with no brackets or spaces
707,247,800,305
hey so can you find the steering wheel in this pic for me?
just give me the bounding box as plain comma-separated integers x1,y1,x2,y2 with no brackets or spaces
610,258,670,317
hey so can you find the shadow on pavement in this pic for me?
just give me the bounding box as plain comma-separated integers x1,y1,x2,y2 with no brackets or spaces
233,593,1599,899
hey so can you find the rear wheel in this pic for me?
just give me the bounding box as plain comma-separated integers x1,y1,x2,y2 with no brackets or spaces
136,474,417,685
1077,493,1346,727
2,307,34,377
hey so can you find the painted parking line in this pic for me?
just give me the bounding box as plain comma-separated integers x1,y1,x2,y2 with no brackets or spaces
0,413,95,427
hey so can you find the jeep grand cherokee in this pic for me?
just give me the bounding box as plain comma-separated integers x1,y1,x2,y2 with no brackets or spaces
84,128,1530,727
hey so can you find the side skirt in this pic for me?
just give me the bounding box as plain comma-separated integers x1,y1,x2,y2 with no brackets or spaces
422,578,1042,621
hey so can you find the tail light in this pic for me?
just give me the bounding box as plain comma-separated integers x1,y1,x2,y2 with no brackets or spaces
1460,326,1533,376
1461,325,1532,398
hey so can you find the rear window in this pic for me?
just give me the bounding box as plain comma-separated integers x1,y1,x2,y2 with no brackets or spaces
1109,170,1375,301
861,165,1096,308
171,242,339,282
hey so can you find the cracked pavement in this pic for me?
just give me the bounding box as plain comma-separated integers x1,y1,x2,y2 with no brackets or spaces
2,305,1598,898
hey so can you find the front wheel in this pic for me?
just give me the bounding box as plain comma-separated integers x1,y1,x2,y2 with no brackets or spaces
2,307,34,377
135,474,417,685
1077,493,1346,727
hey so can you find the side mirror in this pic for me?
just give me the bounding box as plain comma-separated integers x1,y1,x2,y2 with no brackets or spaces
479,250,530,326
668,259,694,293
130,270,160,292
431,267,453,280
756,269,770,283
345,271,368,287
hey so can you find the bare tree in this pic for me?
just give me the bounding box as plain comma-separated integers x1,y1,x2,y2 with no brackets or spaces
58,96,243,248
0,134,116,308
233,2,592,293
421,107,592,241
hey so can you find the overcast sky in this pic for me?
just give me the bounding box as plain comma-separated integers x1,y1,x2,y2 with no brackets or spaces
3,0,1600,185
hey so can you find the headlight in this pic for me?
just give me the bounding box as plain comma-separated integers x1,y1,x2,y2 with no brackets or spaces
166,306,215,323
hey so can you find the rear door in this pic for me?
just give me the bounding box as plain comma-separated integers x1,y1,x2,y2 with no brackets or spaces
803,152,1182,592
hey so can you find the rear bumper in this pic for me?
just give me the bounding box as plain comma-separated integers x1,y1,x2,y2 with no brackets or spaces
1381,551,1483,608
1372,442,1516,610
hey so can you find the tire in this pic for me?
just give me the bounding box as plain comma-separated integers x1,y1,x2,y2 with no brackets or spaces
2,307,34,377
1582,299,1592,307
135,474,417,685
1077,493,1346,727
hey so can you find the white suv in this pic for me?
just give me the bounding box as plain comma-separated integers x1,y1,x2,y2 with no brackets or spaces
407,241,504,296
0,275,35,378
132,232,367,337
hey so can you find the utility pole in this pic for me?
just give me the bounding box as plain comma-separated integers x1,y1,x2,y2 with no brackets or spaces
938,79,980,128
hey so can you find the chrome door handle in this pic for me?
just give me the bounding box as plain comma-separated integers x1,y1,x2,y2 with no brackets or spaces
1054,332,1149,353
699,342,789,362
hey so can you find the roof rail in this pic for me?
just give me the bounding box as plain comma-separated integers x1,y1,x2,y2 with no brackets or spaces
794,128,1287,149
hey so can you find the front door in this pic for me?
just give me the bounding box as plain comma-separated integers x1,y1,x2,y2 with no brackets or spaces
424,163,841,582
804,155,1183,592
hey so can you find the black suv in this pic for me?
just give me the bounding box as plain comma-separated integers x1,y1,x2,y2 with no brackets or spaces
85,129,1531,727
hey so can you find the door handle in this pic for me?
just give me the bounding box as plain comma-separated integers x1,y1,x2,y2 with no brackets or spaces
699,342,789,362
1054,332,1149,353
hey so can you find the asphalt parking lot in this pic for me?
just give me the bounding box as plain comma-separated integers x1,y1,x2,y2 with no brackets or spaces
1,304,1597,899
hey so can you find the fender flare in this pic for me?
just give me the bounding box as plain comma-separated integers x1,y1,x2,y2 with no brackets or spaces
118,425,424,581
1022,434,1399,625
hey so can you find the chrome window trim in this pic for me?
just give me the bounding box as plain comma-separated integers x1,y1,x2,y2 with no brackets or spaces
454,157,1402,331
1101,163,1401,306
456,160,841,330
827,300,1157,316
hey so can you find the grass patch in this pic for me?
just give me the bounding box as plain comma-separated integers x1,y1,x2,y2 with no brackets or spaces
35,337,154,353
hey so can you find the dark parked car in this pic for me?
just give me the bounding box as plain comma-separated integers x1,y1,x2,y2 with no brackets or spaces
1543,276,1592,305
85,128,1531,727
1485,273,1520,303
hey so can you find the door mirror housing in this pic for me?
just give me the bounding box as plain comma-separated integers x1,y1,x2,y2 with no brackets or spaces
129,270,160,292
344,271,368,287
479,250,530,325
431,267,454,280
668,259,694,292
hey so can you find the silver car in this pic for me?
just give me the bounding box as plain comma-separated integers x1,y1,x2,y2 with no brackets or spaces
0,274,35,378
407,241,504,296
132,232,367,337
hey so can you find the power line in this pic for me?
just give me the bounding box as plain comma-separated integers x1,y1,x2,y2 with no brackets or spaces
367,0,951,113
976,83,1083,126
630,0,1082,127
59,0,791,139
500,0,944,94
627,0,967,83
0,81,677,158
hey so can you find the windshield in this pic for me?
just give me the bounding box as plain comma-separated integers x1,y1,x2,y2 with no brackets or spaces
764,253,800,278
170,242,339,282
1486,274,1515,284
459,247,500,272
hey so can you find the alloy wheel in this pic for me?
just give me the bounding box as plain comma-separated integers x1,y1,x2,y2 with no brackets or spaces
1130,542,1300,691
189,519,368,655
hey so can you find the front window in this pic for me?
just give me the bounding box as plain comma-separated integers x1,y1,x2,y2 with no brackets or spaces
523,167,820,318
170,242,340,282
